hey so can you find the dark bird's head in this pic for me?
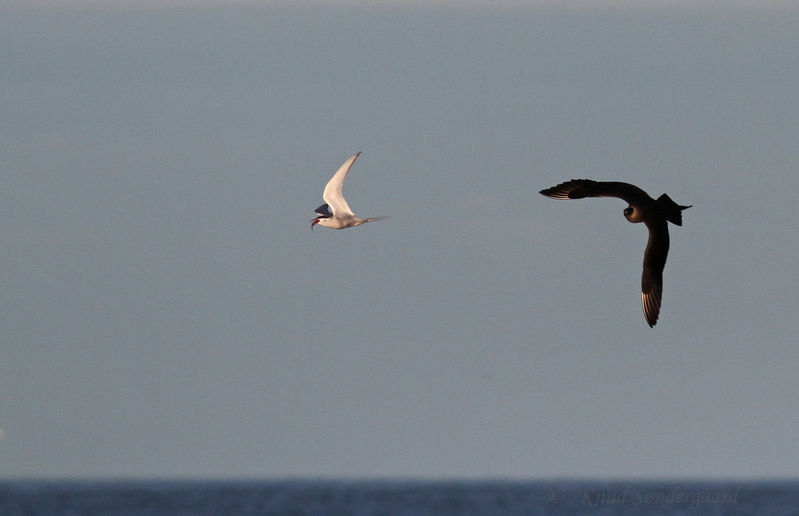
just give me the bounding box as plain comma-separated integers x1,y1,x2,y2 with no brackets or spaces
623,205,644,223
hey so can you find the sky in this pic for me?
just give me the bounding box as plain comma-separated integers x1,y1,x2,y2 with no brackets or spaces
2,1,799,480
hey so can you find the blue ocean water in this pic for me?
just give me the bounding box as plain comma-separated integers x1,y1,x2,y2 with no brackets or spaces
0,479,796,515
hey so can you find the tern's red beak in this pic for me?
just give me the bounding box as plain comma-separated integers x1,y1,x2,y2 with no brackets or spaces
311,218,320,230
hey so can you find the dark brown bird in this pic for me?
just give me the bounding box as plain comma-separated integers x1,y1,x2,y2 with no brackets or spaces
540,179,691,327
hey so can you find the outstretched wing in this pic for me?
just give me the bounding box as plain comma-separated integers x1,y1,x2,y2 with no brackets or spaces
641,220,670,327
314,203,333,217
322,152,360,217
540,179,650,206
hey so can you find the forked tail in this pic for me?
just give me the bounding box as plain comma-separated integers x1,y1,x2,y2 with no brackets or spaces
657,194,692,226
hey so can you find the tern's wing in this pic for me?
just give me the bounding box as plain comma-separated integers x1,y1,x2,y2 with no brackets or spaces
315,203,333,217
322,152,360,217
540,179,650,206
641,220,670,327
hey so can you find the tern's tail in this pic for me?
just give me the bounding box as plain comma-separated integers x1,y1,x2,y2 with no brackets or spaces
364,216,390,223
656,194,692,226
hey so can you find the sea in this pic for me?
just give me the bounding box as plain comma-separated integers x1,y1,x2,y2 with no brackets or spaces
0,479,797,515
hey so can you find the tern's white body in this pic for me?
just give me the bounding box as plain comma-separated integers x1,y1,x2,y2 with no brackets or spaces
312,152,389,230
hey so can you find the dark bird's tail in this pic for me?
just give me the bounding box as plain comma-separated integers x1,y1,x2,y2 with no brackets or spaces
657,194,692,226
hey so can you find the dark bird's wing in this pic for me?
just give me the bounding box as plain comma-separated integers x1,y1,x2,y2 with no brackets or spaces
641,220,670,327
540,179,650,206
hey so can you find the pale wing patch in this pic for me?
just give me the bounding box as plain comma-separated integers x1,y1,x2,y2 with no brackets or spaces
641,289,662,328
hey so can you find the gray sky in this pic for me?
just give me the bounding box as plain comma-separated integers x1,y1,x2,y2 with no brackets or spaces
2,1,799,479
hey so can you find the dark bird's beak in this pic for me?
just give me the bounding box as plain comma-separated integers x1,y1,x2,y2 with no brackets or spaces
311,218,320,230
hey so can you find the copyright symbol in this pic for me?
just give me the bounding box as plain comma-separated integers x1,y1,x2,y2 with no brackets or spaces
548,486,567,504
